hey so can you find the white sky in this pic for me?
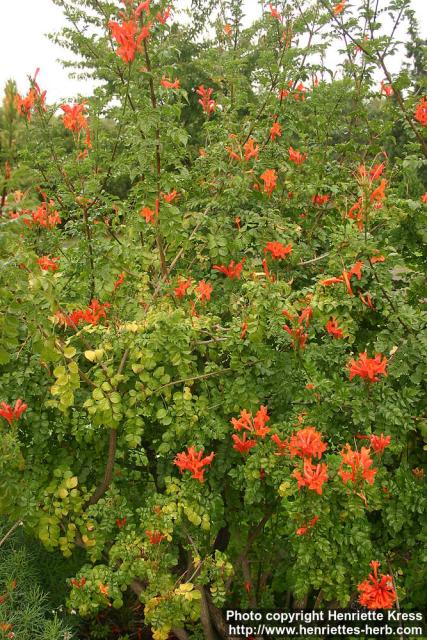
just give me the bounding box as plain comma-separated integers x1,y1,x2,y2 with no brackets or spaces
0,0,425,103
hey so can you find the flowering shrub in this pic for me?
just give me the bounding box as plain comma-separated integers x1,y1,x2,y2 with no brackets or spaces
0,0,426,637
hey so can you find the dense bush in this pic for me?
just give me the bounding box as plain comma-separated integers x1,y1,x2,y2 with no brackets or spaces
0,0,426,637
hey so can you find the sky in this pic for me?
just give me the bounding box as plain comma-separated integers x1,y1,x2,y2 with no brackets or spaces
0,0,425,103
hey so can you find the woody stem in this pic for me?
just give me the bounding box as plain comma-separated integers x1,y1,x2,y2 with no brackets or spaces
84,349,129,508
142,39,168,278
82,205,96,302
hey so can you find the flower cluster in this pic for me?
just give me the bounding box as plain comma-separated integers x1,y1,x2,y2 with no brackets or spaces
196,85,216,114
15,69,46,121
139,198,159,224
357,561,397,609
55,299,110,328
285,426,328,495
278,81,307,101
145,530,166,544
349,352,388,382
282,306,312,350
321,261,364,296
288,146,307,165
231,405,270,454
22,200,61,229
264,240,292,260
339,444,377,486
312,194,330,206
296,515,319,536
60,102,92,148
325,317,344,339
174,446,215,482
0,399,27,426
38,256,60,272
108,1,160,63
260,169,278,196
212,259,245,280
414,97,427,126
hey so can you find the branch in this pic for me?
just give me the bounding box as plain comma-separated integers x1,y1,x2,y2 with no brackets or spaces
84,349,129,508
0,520,23,549
198,586,217,640
319,0,427,157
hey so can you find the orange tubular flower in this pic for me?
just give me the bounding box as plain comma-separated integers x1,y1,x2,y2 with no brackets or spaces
60,103,92,148
271,433,289,455
37,256,60,272
116,517,127,528
156,6,171,24
161,77,180,89
270,121,282,141
260,169,278,196
298,306,313,327
232,432,257,454
135,1,151,16
325,317,343,338
226,146,242,161
244,138,259,161
108,16,151,63
240,322,248,339
140,205,156,224
55,299,110,329
289,427,327,459
0,399,27,426
288,146,307,165
262,258,275,281
370,163,385,181
99,583,109,597
230,406,270,438
339,444,377,485
370,433,391,455
22,200,61,229
196,85,216,114
268,3,281,20
145,530,166,544
421,192,427,204
296,515,319,536
230,408,252,432
321,261,363,296
212,258,245,280
71,577,86,589
283,325,308,350
264,241,292,260
253,405,270,437
349,352,388,382
113,273,126,290
347,198,364,231
293,459,328,494
174,446,215,482
312,194,330,206
174,277,192,299
196,280,213,301
15,69,46,121
333,0,346,15
414,97,427,126
162,189,179,203
380,81,393,97
278,88,290,100
370,178,387,204
370,254,385,263
357,561,397,609
16,89,36,121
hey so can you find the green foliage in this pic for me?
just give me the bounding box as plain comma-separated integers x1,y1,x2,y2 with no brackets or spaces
0,521,74,639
